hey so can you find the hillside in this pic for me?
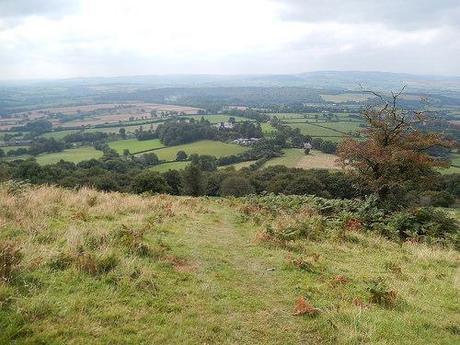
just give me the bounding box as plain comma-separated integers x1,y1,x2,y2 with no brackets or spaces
0,184,458,344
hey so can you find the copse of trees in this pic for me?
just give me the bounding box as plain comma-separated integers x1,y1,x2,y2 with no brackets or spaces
156,118,217,145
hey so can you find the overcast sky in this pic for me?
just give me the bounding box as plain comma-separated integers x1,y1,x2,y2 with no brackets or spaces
0,0,459,79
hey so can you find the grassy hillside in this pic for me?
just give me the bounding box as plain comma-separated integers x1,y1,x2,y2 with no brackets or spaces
0,184,458,344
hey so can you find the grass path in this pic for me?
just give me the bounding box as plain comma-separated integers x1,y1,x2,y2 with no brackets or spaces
170,206,314,344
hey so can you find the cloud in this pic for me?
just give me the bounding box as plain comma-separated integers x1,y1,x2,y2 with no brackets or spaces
275,0,460,30
0,0,459,79
0,0,79,19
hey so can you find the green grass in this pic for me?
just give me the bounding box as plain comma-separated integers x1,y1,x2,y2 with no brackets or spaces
150,161,190,172
108,139,165,154
220,160,257,170
183,114,250,123
284,123,346,140
35,146,103,165
0,185,458,344
0,145,29,153
260,122,276,135
152,140,247,161
41,130,80,139
264,149,306,168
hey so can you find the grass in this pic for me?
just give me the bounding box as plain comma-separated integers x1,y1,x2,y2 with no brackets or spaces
320,93,376,103
0,145,29,153
260,122,276,135
108,138,165,154
264,149,340,170
150,161,190,172
41,130,80,140
0,185,458,344
182,114,250,123
152,140,247,161
36,147,103,165
284,123,346,141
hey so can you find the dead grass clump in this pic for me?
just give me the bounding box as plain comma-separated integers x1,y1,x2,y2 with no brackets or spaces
0,240,22,283
74,250,119,276
114,224,152,257
331,275,349,286
293,297,321,316
266,214,326,241
367,278,398,308
288,254,316,272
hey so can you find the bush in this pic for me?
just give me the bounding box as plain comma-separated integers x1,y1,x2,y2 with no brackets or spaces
220,176,254,197
387,207,459,247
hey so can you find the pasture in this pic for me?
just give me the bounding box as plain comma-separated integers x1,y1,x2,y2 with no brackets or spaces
150,161,190,172
108,138,164,154
320,93,376,103
36,146,103,165
152,140,247,161
263,149,340,170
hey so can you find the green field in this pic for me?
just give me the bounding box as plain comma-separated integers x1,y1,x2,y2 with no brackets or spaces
36,146,103,165
0,186,457,344
284,123,346,141
315,121,363,134
263,149,339,170
220,160,258,170
260,122,276,135
41,130,80,139
109,138,165,154
183,114,251,123
152,140,247,161
0,145,29,153
150,161,190,172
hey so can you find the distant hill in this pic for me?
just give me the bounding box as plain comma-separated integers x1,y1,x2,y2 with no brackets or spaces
3,71,460,92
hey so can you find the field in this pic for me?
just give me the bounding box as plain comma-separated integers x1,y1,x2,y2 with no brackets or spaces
0,145,29,153
151,140,247,161
320,93,376,103
0,185,458,344
7,103,201,130
182,115,250,123
150,161,190,173
36,147,103,165
264,149,340,170
108,139,165,154
283,123,346,141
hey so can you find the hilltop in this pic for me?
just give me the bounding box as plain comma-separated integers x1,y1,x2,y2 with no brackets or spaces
0,184,458,344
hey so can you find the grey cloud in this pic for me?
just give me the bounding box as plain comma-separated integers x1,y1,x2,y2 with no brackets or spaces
276,0,460,29
0,0,79,19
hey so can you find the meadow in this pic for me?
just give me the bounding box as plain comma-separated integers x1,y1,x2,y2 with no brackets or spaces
0,185,457,344
108,138,165,154
151,140,247,161
36,146,103,165
263,149,339,170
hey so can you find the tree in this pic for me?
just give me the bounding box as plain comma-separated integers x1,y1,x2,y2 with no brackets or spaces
131,171,170,194
176,150,188,161
220,176,254,196
162,170,183,195
337,89,453,206
119,128,127,139
123,149,130,157
181,164,206,196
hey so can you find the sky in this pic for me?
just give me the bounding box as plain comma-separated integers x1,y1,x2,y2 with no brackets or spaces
0,0,459,79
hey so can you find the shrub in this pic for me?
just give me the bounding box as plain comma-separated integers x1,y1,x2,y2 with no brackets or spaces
387,207,459,247
220,176,254,197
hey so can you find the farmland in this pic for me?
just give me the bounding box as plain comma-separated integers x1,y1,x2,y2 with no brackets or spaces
263,149,340,170
36,147,103,165
152,140,247,161
109,138,164,154
320,93,376,103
